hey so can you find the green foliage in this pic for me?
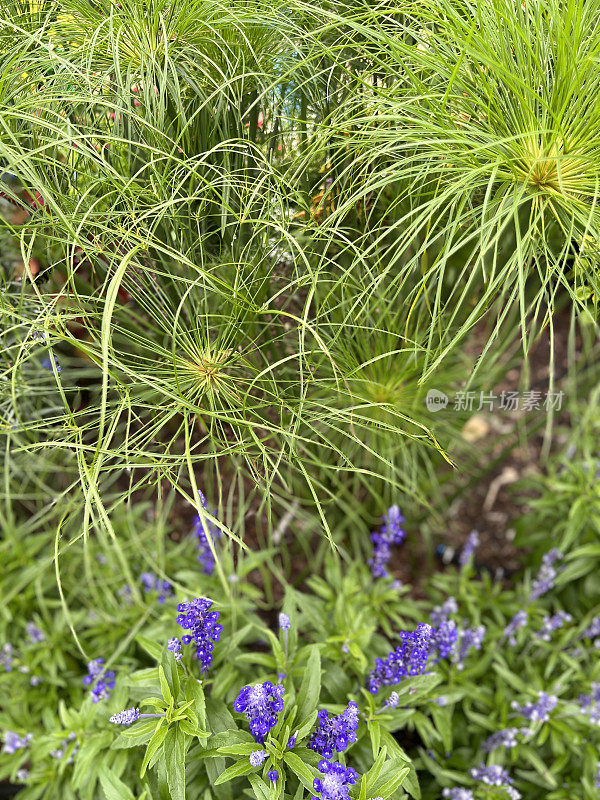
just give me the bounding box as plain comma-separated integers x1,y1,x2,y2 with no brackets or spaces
0,471,598,800
3,0,595,528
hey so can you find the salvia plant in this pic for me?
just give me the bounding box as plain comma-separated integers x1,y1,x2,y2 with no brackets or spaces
0,482,599,800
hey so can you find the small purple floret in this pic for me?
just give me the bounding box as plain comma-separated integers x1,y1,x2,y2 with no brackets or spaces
249,750,268,767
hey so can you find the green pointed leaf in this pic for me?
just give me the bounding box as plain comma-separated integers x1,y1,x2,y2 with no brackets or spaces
214,758,255,785
284,751,317,793
164,726,188,800
99,766,136,800
141,723,168,777
158,665,173,705
248,773,272,800
368,719,381,758
137,636,163,662
296,645,321,726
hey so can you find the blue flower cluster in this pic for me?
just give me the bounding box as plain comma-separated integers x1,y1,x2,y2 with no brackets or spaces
458,531,479,569
26,622,45,643
308,701,359,757
442,790,474,800
367,623,433,693
482,727,529,752
511,691,557,723
140,572,173,603
503,610,528,646
582,615,600,646
110,707,140,725
193,494,221,575
233,682,285,742
579,684,600,725
50,733,78,763
249,749,268,767
167,637,182,661
430,597,457,627
529,548,562,601
173,598,222,671
2,732,32,755
279,613,291,631
41,354,61,373
1,643,13,671
453,625,486,670
469,765,521,799
537,610,572,641
431,620,458,661
312,759,358,800
83,658,116,703
428,600,484,668
369,505,406,578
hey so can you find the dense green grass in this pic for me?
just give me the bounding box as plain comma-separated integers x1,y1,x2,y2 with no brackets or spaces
1,0,599,538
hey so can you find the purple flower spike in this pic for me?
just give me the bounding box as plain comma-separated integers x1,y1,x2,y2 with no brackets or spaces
192,494,221,575
430,597,457,627
167,637,182,661
175,598,222,671
537,611,572,641
83,658,116,703
503,610,528,646
250,750,268,767
26,622,45,644
511,691,557,723
579,683,600,724
442,790,474,800
432,620,458,660
367,623,433,693
312,760,358,800
369,505,406,578
140,573,173,603
279,613,291,631
233,682,285,743
458,531,479,569
109,707,140,725
0,643,13,672
2,732,33,755
530,549,563,601
308,701,359,757
482,727,528,752
453,625,486,670
469,764,520,798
